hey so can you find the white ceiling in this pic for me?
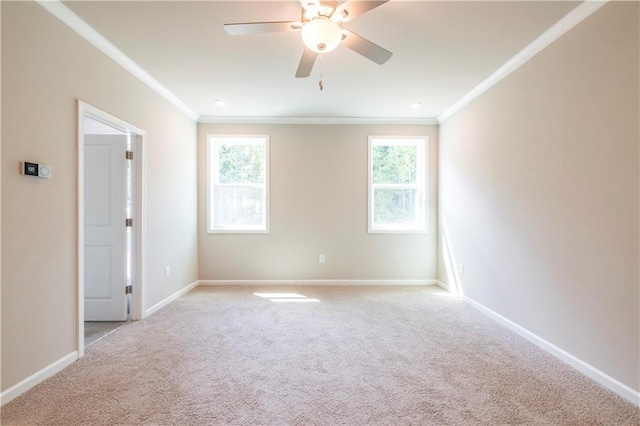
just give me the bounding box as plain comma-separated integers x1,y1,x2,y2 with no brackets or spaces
63,1,580,121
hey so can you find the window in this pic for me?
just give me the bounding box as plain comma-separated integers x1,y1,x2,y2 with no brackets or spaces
208,135,269,233
368,136,427,232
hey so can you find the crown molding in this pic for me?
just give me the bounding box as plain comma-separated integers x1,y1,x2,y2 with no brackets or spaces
437,0,609,124
198,116,439,125
36,0,200,122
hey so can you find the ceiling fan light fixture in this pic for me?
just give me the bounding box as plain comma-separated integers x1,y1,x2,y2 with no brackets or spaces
301,17,343,53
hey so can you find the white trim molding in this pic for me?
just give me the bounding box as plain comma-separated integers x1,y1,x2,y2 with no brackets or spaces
435,280,451,292
464,295,640,407
198,116,439,125
36,0,199,122
437,0,609,123
145,280,199,317
199,279,438,286
0,352,78,407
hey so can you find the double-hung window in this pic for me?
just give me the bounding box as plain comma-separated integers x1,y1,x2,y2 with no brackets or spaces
208,135,269,233
368,136,428,232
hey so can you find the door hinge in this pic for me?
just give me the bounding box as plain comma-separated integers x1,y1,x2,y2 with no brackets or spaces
125,218,133,227
125,285,133,294
126,151,134,160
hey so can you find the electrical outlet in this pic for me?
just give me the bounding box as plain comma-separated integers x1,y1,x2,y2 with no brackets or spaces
458,263,464,275
319,254,325,264
165,266,171,278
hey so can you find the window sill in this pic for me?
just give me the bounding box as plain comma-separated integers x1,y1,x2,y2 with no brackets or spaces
207,229,270,234
368,229,428,234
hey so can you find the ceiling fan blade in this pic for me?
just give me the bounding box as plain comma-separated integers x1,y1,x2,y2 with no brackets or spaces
341,29,392,65
299,0,320,12
295,47,318,78
224,21,302,36
333,0,388,22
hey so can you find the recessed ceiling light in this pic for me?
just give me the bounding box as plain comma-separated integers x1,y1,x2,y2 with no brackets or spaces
410,102,422,109
214,99,227,107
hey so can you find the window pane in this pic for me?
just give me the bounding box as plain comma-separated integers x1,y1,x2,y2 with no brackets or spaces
372,144,417,184
218,144,265,184
373,188,418,227
215,187,264,228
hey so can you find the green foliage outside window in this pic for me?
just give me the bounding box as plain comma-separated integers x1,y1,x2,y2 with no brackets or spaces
372,145,417,184
372,144,418,225
218,144,265,184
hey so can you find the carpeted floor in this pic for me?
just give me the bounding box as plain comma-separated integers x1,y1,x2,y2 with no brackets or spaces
2,286,639,425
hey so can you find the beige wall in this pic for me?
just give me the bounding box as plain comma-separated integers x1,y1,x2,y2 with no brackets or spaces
438,2,639,391
198,124,438,281
1,2,198,392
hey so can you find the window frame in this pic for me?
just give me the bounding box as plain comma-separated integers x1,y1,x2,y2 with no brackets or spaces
368,136,428,233
207,134,270,233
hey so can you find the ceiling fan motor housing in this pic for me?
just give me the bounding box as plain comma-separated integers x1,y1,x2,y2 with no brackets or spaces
302,1,339,20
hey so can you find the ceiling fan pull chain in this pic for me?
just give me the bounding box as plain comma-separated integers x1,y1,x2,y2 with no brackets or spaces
318,58,324,91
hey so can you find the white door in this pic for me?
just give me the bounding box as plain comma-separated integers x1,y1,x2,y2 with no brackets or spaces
84,134,128,321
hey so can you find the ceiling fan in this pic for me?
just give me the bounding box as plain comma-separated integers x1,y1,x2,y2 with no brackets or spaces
224,0,393,78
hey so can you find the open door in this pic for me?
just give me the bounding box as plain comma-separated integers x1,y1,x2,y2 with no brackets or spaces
78,100,146,356
84,134,128,321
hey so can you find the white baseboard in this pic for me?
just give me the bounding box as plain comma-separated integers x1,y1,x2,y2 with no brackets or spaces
1,351,78,407
464,295,640,407
199,279,438,286
145,280,199,317
435,280,451,292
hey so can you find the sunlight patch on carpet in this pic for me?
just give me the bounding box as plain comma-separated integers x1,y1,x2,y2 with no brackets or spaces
254,292,321,303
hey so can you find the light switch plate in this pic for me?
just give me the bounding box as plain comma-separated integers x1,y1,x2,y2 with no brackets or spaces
22,162,51,179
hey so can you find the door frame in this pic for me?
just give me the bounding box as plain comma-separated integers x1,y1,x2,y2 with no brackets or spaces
76,100,147,357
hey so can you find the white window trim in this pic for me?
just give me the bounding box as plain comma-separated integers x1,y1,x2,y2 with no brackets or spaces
368,136,429,233
207,134,270,233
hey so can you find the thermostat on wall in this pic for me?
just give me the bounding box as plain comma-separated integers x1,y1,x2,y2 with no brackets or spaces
21,162,52,179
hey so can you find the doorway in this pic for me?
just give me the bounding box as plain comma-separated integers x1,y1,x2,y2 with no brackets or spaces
77,101,147,357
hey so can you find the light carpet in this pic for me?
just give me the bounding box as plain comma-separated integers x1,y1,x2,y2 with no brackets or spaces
2,286,638,425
